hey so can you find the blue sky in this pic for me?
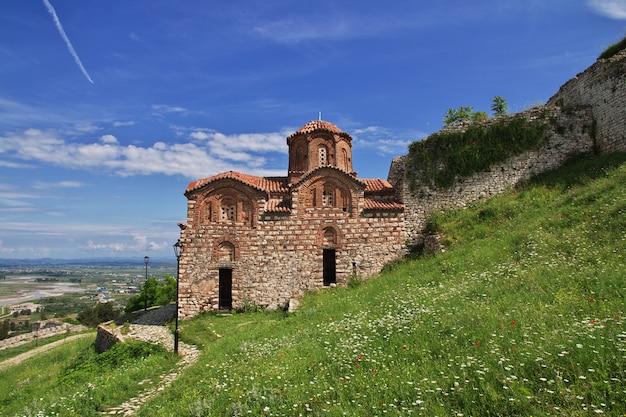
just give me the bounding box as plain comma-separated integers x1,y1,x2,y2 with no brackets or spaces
0,0,624,260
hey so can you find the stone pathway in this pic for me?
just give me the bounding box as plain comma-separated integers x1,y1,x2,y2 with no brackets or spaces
102,306,200,415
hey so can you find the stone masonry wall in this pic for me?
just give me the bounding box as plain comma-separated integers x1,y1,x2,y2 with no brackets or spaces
178,208,405,318
389,106,595,243
547,49,626,153
388,51,625,245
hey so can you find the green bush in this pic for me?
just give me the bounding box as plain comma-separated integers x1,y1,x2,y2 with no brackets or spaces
125,276,177,312
77,302,120,326
408,117,548,188
599,34,626,60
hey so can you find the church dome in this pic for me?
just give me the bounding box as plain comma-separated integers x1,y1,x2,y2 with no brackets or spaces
287,120,346,139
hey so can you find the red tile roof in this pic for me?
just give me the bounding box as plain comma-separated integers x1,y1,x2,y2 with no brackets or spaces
287,120,353,140
361,178,395,194
363,198,404,210
265,199,292,213
186,172,288,194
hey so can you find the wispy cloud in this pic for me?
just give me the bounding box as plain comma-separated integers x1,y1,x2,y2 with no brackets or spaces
152,104,189,115
32,180,85,190
42,0,94,84
353,126,425,156
113,121,136,127
588,0,626,19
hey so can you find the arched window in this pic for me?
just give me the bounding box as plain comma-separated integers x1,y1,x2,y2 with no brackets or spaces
322,188,333,206
341,148,349,171
221,199,235,221
318,146,328,167
218,242,235,262
323,227,337,246
296,147,307,171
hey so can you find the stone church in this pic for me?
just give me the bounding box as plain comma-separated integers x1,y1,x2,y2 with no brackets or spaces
177,120,406,317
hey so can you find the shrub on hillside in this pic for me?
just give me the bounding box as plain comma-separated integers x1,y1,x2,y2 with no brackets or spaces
77,302,120,327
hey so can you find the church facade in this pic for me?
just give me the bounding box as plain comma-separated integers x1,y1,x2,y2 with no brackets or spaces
177,120,406,317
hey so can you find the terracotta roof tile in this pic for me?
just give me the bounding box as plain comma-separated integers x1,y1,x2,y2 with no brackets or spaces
186,171,288,194
287,120,352,140
265,199,292,213
363,198,404,210
361,178,395,194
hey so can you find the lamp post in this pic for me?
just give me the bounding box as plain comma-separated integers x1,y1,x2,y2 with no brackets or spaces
144,256,149,311
173,240,182,355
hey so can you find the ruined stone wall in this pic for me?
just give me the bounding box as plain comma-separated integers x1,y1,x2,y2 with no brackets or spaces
389,106,595,243
547,50,626,153
178,208,405,318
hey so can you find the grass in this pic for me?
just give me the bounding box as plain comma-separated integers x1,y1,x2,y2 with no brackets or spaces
599,35,626,60
2,152,626,416
0,336,178,416
136,152,626,416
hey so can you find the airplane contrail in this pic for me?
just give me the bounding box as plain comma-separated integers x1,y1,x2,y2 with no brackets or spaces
43,0,94,84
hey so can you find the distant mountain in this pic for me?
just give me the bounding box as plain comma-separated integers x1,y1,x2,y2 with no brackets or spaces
0,257,176,268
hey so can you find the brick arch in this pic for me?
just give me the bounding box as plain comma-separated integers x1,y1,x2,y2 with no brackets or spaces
194,186,258,227
212,236,240,263
318,223,341,248
309,135,335,169
303,177,352,211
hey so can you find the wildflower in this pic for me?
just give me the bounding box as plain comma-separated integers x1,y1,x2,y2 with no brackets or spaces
511,321,516,326
589,297,595,302
474,343,480,347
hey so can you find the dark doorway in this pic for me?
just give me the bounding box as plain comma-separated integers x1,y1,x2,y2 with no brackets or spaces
218,268,233,310
323,249,336,286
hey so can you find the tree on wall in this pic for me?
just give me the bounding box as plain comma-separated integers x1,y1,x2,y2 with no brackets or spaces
443,96,508,125
443,106,488,125
491,96,508,117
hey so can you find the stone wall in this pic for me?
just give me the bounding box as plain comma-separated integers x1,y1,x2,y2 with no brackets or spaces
389,51,625,246
178,208,405,317
389,105,595,244
548,49,626,153
95,323,120,353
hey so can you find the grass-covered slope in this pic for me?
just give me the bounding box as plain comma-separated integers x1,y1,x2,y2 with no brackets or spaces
1,152,625,416
141,152,626,416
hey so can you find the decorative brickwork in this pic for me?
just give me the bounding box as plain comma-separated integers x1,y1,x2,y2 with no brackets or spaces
178,121,405,317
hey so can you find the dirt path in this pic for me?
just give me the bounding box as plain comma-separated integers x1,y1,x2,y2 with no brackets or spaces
0,333,93,370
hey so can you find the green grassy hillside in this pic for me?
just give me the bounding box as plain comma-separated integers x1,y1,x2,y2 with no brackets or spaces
145,152,626,416
2,152,626,416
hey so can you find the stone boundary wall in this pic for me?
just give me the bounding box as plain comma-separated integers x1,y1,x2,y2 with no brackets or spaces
548,49,626,153
388,51,626,246
388,105,595,244
0,323,84,351
95,323,121,353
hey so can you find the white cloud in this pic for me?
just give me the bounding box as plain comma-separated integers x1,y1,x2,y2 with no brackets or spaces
32,180,85,190
113,121,135,127
100,134,119,144
0,126,287,179
152,104,188,114
588,0,626,19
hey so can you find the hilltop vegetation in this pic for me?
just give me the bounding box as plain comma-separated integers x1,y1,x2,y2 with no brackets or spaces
1,152,626,416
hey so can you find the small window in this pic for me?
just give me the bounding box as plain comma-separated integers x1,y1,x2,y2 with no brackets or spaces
221,204,235,221
322,189,333,206
319,147,328,167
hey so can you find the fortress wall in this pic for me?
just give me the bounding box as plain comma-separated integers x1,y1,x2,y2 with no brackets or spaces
389,106,595,245
547,50,626,153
